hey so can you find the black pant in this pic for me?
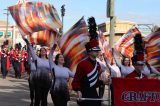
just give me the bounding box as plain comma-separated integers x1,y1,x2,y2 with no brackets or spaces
1,65,8,78
13,61,18,78
110,84,115,106
51,89,69,106
78,88,101,106
99,84,105,98
1,60,7,78
17,62,21,78
34,80,50,106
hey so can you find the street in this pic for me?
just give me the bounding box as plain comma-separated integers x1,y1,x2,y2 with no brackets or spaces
0,69,110,106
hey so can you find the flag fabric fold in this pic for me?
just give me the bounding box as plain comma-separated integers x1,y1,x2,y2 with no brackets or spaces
9,2,62,36
144,31,160,72
98,30,112,63
59,17,89,72
115,27,141,57
29,30,59,46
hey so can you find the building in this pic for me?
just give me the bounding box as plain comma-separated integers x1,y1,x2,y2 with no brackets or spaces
98,21,154,45
0,20,25,48
98,20,136,44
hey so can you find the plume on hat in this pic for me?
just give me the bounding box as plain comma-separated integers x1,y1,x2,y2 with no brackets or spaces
85,17,101,52
132,33,145,65
87,17,98,40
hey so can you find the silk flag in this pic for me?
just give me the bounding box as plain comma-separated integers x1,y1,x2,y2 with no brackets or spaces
98,30,112,63
112,78,160,106
29,30,59,46
115,27,141,57
144,31,160,72
59,17,89,72
9,2,62,35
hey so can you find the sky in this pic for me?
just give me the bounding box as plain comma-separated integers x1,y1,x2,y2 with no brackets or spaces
0,0,160,33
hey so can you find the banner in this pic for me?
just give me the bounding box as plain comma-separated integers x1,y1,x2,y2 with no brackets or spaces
9,2,62,35
112,78,160,106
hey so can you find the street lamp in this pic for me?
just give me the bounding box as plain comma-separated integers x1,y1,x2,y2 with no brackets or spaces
3,8,9,39
60,4,65,36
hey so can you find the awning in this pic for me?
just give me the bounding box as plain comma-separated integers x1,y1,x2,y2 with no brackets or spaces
6,32,12,38
0,32,3,37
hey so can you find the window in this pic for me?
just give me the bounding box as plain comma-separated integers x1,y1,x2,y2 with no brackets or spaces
6,32,12,38
0,32,3,37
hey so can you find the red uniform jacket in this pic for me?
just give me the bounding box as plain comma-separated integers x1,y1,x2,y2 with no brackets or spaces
6,55,10,71
126,70,147,79
72,57,102,91
21,54,25,73
0,51,2,58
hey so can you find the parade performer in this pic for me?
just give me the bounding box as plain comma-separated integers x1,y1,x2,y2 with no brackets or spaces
113,51,134,77
97,52,110,98
49,44,74,106
103,49,121,106
12,48,19,78
16,53,23,79
126,34,147,79
27,46,36,106
72,17,103,106
126,54,147,79
23,51,30,75
23,37,52,106
21,51,25,74
1,46,8,79
6,50,10,72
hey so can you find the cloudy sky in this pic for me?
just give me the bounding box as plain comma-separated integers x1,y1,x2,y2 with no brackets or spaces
0,0,160,32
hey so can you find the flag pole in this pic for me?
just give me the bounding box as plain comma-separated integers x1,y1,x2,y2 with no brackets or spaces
60,4,65,36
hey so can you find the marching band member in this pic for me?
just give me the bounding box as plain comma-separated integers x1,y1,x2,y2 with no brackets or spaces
1,46,8,79
126,52,147,79
72,39,102,106
126,33,147,79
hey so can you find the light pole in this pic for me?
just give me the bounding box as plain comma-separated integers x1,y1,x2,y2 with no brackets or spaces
106,0,116,106
60,4,65,36
3,8,9,39
107,0,116,48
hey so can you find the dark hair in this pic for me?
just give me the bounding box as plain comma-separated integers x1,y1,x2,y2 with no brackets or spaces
122,56,130,66
55,53,62,65
39,47,48,59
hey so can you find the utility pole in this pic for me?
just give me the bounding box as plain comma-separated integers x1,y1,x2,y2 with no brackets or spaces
106,0,116,106
60,4,65,36
3,8,9,39
107,0,116,47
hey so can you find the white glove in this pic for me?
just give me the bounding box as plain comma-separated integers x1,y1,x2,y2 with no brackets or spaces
77,91,82,101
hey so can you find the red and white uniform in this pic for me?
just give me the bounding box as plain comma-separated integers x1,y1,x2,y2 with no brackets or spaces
72,57,102,91
72,57,102,106
126,70,147,79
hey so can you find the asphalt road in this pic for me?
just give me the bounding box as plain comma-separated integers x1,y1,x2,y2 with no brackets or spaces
0,68,110,106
